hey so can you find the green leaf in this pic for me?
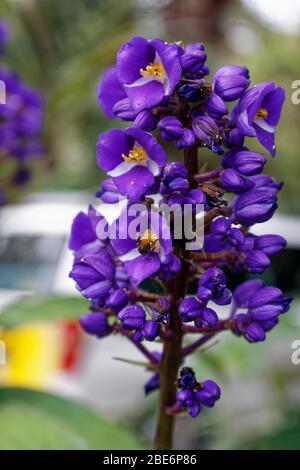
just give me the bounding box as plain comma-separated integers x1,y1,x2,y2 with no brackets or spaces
0,388,143,450
0,297,88,329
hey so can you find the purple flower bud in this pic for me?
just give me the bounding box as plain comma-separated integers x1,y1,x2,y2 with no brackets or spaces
254,234,286,256
118,304,146,330
192,115,219,144
144,373,160,395
143,319,160,341
158,116,183,141
234,150,266,176
198,267,231,305
188,402,201,418
180,43,207,76
69,253,114,299
80,312,110,338
214,65,249,80
112,98,138,121
195,380,221,407
214,75,250,101
177,388,195,406
197,286,212,303
233,279,265,308
160,162,188,195
221,168,254,194
175,128,196,149
234,189,278,226
96,177,121,203
194,307,218,328
179,297,203,322
206,94,228,118
228,128,244,147
246,249,271,274
244,322,266,343
107,288,128,310
134,110,156,131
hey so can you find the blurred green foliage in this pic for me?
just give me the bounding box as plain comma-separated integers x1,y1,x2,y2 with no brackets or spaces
0,387,143,449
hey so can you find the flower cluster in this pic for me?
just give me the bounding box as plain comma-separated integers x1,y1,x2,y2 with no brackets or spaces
69,35,292,439
0,20,44,205
168,368,221,418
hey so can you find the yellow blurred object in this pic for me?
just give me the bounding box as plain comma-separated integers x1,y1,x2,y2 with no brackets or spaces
0,323,63,389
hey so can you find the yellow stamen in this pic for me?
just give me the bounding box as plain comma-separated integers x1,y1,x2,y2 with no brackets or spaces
122,147,147,163
255,107,269,119
140,62,165,80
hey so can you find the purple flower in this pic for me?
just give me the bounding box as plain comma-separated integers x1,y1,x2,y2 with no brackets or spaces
69,250,114,300
111,208,172,286
116,37,182,111
80,312,111,338
236,82,285,156
97,127,167,200
69,205,107,257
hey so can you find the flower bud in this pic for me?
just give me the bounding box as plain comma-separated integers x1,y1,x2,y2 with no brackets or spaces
214,75,250,101
134,110,156,131
246,249,271,274
180,43,207,76
254,234,286,256
107,288,128,310
234,150,266,176
221,168,254,194
143,319,160,341
158,116,183,141
80,312,110,338
118,304,146,330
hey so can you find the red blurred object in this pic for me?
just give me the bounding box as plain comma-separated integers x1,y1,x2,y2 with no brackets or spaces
61,322,82,371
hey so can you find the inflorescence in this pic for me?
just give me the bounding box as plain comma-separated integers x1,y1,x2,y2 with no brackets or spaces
69,37,292,422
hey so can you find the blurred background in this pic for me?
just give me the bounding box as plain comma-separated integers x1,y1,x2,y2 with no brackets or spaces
0,0,299,450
